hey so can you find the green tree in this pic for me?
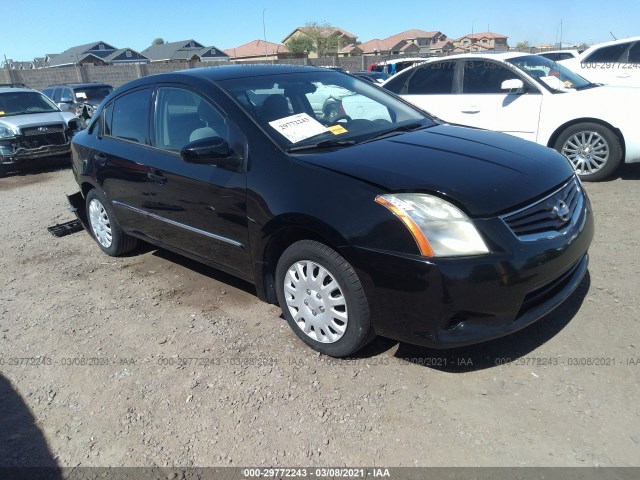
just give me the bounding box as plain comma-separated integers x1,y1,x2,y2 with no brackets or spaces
515,41,530,49
152,38,166,46
285,35,316,55
300,21,346,57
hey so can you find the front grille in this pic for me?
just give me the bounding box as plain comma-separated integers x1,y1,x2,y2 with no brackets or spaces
501,177,583,240
18,124,66,148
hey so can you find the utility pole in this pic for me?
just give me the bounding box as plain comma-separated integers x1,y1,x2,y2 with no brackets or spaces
263,8,268,62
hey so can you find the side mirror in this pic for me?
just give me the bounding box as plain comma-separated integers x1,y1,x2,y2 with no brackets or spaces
180,137,242,170
501,79,526,93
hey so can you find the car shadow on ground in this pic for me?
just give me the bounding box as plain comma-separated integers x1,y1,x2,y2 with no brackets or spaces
354,271,591,373
616,163,640,180
0,374,62,479
150,248,257,297
0,160,70,179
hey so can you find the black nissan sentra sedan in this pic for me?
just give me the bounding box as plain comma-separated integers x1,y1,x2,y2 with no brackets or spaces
68,65,593,357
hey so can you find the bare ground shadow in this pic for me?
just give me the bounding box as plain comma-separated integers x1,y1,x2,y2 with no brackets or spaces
0,374,62,479
0,158,70,178
151,248,257,297
605,162,640,181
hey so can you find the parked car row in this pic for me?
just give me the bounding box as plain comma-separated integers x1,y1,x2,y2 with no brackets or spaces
7,38,639,355
68,64,593,357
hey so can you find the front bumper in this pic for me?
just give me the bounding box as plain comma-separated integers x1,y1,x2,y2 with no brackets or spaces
343,192,594,348
0,142,71,165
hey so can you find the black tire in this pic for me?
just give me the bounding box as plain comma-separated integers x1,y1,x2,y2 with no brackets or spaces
85,189,137,256
553,122,622,181
275,240,372,357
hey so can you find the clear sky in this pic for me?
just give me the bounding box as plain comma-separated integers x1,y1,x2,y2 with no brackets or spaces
2,0,639,61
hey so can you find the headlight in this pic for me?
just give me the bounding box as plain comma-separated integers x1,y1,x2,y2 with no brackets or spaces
375,193,489,257
0,126,16,139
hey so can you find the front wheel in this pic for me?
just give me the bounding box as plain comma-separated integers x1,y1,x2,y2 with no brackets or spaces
86,189,137,256
554,122,622,181
275,240,372,357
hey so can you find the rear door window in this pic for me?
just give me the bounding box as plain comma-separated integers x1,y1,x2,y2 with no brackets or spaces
463,60,523,94
406,62,456,94
584,42,630,63
108,89,151,144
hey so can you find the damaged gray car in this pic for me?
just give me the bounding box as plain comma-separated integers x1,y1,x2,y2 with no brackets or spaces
0,84,80,175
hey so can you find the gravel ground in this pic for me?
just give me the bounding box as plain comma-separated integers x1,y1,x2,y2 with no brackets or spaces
0,164,639,469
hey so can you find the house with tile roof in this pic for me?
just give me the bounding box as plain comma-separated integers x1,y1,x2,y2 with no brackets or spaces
282,26,357,58
430,40,455,54
454,32,509,52
46,41,149,67
141,39,229,63
358,29,447,56
224,40,290,62
338,44,364,57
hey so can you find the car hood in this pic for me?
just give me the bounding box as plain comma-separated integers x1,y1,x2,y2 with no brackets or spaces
0,111,76,131
297,124,575,217
567,84,640,99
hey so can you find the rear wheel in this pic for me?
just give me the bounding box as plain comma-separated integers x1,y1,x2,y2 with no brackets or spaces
554,122,622,181
86,189,137,256
275,240,372,357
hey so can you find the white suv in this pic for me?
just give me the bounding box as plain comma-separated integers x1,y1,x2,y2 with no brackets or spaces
559,36,640,86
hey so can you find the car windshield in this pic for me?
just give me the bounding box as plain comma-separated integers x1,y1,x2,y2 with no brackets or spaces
0,91,59,116
218,70,433,150
73,85,113,102
508,55,593,91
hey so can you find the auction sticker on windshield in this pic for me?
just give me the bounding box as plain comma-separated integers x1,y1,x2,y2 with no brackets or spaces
328,124,348,135
269,113,328,143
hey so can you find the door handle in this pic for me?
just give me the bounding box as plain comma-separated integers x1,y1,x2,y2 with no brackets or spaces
147,172,167,185
461,107,480,114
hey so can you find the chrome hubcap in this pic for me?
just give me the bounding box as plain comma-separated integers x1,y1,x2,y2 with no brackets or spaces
88,198,112,248
561,131,609,175
283,260,348,343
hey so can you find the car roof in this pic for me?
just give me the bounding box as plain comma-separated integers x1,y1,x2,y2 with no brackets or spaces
425,51,532,62
111,64,333,92
539,49,579,55
44,82,112,88
170,64,327,81
0,87,36,94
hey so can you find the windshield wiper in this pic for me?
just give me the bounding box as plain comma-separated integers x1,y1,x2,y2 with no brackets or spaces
575,82,600,91
287,139,356,153
361,123,429,143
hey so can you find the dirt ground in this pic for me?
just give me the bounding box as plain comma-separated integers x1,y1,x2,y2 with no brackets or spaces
0,163,639,469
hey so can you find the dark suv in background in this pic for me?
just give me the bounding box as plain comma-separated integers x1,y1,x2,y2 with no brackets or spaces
42,82,113,125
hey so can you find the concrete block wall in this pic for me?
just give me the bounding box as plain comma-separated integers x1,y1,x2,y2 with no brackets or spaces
2,56,388,91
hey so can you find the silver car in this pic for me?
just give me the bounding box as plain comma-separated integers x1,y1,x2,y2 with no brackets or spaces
0,84,80,174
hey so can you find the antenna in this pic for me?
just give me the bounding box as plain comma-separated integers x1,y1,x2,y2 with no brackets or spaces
609,31,617,40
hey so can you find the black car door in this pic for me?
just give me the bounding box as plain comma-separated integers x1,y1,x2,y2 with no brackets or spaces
95,87,154,233
143,85,252,280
